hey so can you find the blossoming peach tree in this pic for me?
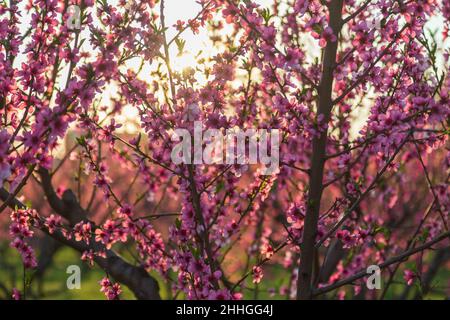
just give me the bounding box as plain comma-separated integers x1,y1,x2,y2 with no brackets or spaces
0,0,449,300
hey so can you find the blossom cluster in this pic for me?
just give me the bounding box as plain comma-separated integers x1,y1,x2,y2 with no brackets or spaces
0,0,449,300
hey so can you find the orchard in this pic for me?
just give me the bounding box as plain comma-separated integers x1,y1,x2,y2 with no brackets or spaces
0,0,449,300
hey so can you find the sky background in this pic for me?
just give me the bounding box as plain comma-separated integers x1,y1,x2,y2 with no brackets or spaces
10,0,449,137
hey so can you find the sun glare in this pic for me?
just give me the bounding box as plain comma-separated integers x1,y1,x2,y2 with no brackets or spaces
172,51,197,73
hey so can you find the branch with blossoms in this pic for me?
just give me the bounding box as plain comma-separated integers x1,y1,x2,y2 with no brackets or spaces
0,0,449,301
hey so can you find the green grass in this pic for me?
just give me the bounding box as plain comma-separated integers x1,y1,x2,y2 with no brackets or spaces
0,244,135,299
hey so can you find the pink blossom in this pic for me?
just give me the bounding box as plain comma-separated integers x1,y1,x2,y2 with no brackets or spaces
404,270,416,286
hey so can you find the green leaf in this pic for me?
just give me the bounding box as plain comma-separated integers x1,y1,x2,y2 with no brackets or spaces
175,218,182,229
175,38,186,56
215,180,224,193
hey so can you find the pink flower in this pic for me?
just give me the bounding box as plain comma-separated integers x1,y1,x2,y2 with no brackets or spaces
188,19,200,34
252,266,263,284
404,270,416,286
81,250,95,267
73,222,92,244
319,27,337,48
336,230,357,249
261,244,274,259
174,20,185,31
21,131,41,150
9,210,37,269
208,289,231,300
117,204,133,217
99,277,122,300
12,288,21,300
44,214,62,234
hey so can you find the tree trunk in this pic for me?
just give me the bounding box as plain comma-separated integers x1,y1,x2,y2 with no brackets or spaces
297,0,344,300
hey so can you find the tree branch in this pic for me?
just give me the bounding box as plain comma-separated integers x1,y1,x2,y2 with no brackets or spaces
313,231,450,297
297,0,344,300
0,173,161,300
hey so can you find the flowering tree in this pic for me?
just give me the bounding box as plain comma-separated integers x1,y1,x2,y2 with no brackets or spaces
0,0,449,300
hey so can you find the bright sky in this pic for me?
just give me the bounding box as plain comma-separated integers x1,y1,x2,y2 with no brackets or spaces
164,0,271,71
11,0,449,137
